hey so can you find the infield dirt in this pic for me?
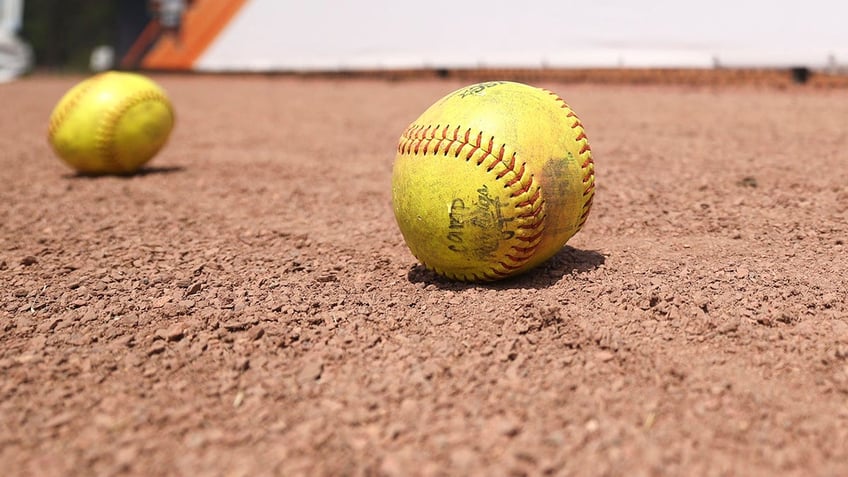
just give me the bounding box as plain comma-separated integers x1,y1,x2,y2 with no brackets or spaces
1,74,847,476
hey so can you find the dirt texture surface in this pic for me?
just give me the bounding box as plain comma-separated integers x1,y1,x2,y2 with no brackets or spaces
2,75,848,476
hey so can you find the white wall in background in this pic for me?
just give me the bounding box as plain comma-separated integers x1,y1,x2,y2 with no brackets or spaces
196,0,848,71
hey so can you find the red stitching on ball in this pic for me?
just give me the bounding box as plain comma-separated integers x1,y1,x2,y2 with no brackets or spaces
504,163,525,188
96,88,173,173
397,122,546,279
511,245,537,254
543,88,596,236
464,143,480,161
510,176,533,198
580,198,593,217
496,153,516,179
516,187,541,206
433,138,444,155
516,206,543,220
516,230,544,243
497,260,524,271
48,73,111,140
478,136,495,166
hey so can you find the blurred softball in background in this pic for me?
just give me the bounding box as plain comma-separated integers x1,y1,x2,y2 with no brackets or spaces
47,71,175,175
392,81,595,282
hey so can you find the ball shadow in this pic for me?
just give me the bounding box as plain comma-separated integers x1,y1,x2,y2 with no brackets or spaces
64,165,185,179
406,245,606,290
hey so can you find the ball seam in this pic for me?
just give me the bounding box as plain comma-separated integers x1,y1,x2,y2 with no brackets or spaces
46,72,110,144
95,89,174,173
398,124,546,281
544,89,596,232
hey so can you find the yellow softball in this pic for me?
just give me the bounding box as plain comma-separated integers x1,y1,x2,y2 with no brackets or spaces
392,81,595,282
47,71,175,175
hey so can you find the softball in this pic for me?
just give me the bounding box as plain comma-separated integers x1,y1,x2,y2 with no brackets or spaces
392,81,595,282
47,71,175,175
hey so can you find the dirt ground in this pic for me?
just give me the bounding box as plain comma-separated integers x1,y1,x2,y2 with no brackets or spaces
1,73,848,476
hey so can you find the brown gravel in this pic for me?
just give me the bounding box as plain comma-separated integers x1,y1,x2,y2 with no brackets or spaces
1,74,848,476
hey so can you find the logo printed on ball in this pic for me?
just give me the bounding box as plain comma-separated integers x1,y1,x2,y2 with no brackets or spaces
457,81,507,99
446,185,516,259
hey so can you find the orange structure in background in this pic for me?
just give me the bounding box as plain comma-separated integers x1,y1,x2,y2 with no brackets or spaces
122,0,249,70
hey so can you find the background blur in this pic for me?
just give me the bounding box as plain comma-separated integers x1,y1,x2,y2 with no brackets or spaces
19,1,139,71
4,0,848,75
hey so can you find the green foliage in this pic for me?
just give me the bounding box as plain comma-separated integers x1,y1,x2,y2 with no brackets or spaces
21,0,118,70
